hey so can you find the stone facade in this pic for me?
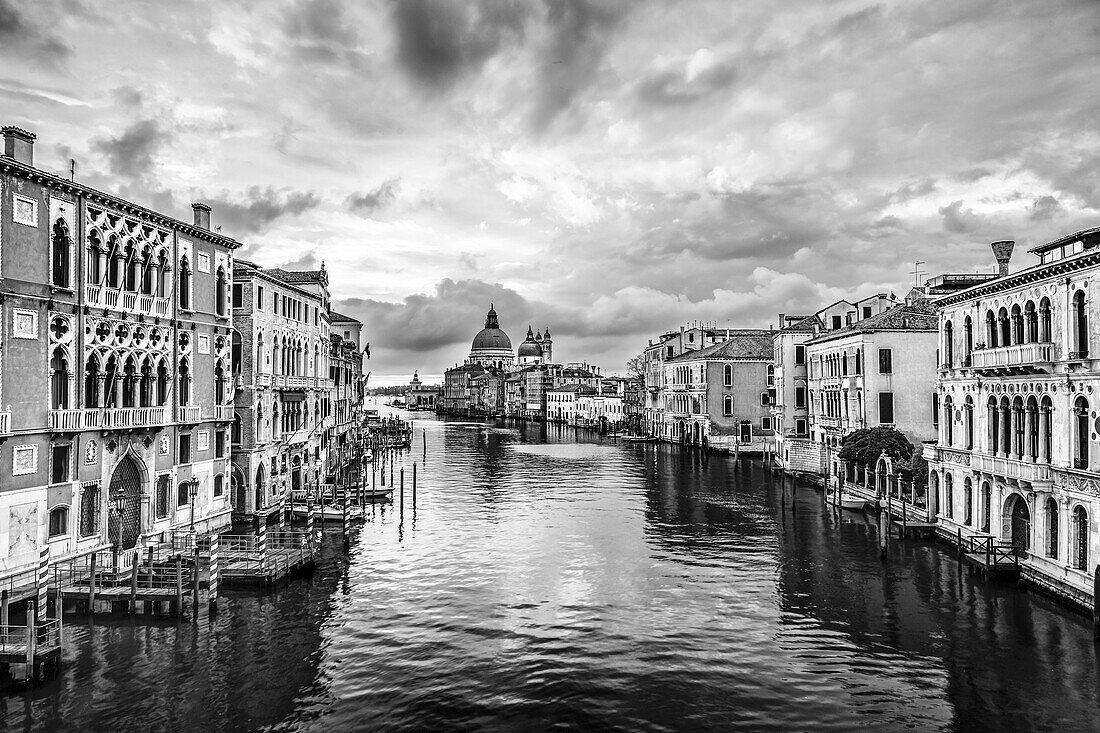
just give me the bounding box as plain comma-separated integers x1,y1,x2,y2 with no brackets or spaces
0,126,236,574
927,232,1100,606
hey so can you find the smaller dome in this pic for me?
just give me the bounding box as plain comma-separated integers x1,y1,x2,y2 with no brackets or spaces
518,340,542,357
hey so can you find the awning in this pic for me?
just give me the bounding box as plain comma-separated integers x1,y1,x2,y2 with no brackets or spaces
281,391,306,402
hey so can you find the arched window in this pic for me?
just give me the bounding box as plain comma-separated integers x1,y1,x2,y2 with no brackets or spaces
1025,396,1039,460
1012,396,1025,458
1073,396,1089,469
1073,290,1088,358
964,396,974,449
963,477,973,526
79,484,100,537
723,395,732,416
854,348,862,375
998,306,1010,347
256,404,264,443
1039,297,1052,342
1024,301,1037,343
1073,506,1089,570
944,473,953,519
121,356,137,408
48,506,69,538
232,331,242,376
124,242,138,292
139,357,154,408
178,359,191,406
178,256,192,310
1040,396,1054,463
156,359,170,406
84,354,100,408
157,250,171,297
213,474,224,498
943,320,953,367
233,412,242,444
999,396,1012,456
1046,498,1059,559
943,395,953,445
963,316,973,364
215,360,227,404
215,267,227,317
723,364,733,386
103,354,119,408
106,235,121,288
985,310,997,347
139,246,154,295
1010,304,1023,345
52,219,71,288
86,230,102,285
177,482,190,508
50,347,69,410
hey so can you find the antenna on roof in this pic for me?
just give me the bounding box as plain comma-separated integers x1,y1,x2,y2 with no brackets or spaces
912,260,927,285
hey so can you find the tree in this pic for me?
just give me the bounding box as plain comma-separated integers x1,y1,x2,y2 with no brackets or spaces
838,426,914,467
903,450,928,489
625,353,645,381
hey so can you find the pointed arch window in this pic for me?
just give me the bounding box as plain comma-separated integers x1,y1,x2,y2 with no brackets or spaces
215,266,228,317
178,359,192,406
52,218,71,288
84,355,101,407
178,256,192,310
1073,506,1089,570
1046,498,1059,559
50,347,70,409
86,231,102,285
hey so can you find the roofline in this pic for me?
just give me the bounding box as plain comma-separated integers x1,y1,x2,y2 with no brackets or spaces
1027,225,1100,255
233,261,324,302
805,325,936,345
1,155,242,250
936,248,1100,307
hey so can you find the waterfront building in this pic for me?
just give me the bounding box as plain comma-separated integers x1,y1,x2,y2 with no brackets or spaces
771,295,899,474
443,363,489,414
469,369,504,415
804,294,939,486
547,384,596,424
517,326,553,366
468,304,514,370
658,332,774,450
926,232,1100,607
405,372,441,410
0,125,238,575
328,319,366,488
230,259,331,516
641,325,752,438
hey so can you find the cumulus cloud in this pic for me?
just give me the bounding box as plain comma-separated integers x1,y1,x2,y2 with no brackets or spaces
1029,195,1064,222
203,187,321,234
938,200,983,234
92,119,168,179
346,178,400,215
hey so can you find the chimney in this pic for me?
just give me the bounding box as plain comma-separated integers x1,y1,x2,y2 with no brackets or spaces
991,240,1014,278
778,312,785,328
2,126,35,166
192,202,211,230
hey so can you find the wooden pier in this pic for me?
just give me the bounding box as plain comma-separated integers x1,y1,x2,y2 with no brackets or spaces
960,534,1020,579
219,525,316,587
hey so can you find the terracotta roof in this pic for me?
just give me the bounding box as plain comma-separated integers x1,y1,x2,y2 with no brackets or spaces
329,311,361,324
780,315,819,333
666,331,774,362
805,300,937,344
548,383,596,394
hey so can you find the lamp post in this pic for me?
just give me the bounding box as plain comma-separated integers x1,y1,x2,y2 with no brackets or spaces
188,478,200,532
109,491,126,575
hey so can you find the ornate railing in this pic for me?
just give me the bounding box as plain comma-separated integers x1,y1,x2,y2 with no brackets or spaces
216,405,235,422
48,409,85,431
103,406,169,429
177,405,202,424
971,342,1054,371
972,452,1051,482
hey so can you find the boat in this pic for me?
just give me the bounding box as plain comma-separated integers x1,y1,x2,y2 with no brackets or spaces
290,502,366,521
839,494,868,511
620,434,657,443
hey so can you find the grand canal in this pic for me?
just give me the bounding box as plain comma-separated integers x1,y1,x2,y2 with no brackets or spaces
5,410,1100,731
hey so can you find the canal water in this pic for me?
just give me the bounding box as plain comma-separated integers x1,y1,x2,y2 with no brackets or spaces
5,410,1100,732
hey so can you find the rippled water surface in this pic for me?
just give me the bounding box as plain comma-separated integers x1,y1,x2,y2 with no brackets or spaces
6,409,1100,732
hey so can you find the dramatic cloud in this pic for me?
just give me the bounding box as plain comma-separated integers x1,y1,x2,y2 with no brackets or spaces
346,178,400,215
0,0,72,67
92,119,168,180
11,0,1100,381
203,187,321,234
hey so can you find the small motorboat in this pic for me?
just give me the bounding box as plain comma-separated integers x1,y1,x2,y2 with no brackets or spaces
290,502,365,521
620,434,656,443
839,494,868,511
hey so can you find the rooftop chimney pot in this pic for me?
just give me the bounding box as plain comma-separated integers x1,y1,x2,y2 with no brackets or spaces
991,240,1015,278
192,202,211,231
2,126,35,166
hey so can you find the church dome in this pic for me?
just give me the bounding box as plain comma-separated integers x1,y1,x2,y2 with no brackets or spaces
471,304,512,351
518,325,542,358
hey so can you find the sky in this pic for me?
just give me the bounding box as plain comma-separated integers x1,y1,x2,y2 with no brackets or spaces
5,0,1100,387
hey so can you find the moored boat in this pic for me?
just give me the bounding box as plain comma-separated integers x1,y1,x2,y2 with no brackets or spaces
839,494,868,511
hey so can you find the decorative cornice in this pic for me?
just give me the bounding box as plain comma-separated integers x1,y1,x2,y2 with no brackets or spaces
936,250,1100,307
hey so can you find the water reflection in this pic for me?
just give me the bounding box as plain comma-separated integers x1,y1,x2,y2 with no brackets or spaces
7,411,1100,732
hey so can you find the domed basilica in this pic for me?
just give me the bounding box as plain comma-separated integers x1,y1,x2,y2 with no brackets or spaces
468,304,552,370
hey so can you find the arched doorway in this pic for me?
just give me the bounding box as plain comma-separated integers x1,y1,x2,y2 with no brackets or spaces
108,455,143,550
1005,493,1031,553
292,455,302,493
232,464,247,510
255,464,266,512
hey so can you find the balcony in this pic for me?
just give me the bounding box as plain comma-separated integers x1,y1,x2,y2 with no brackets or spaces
972,452,1051,485
84,284,170,317
970,342,1055,375
818,416,843,428
177,405,202,424
925,444,972,467
101,406,169,429
286,376,308,389
256,374,272,388
216,405,235,422
0,411,10,436
48,409,87,432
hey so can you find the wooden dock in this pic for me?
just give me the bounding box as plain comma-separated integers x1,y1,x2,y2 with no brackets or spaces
891,520,938,539
960,535,1020,579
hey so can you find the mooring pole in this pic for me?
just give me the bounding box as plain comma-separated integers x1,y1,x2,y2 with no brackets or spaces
413,462,417,508
86,554,96,615
130,552,139,612
209,534,220,617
